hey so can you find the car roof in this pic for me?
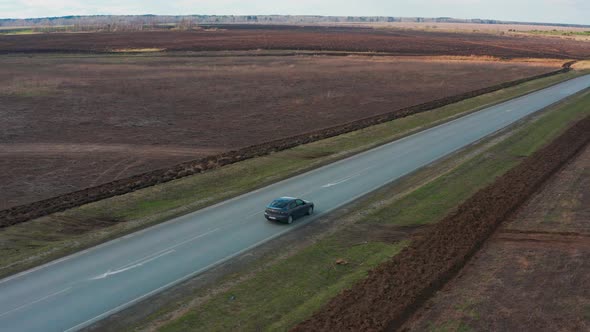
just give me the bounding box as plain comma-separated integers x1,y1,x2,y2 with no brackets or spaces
271,197,296,202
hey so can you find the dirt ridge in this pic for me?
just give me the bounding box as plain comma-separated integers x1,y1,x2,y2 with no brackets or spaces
0,64,573,227
291,114,590,332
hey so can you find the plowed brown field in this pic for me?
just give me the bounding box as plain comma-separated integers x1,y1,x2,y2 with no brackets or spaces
292,115,590,332
0,55,562,211
404,144,590,332
1,26,589,59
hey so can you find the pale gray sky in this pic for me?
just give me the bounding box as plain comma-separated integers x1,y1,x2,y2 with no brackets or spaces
1,0,588,25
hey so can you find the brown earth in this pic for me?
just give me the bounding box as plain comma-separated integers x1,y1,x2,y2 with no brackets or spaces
1,26,589,59
291,115,590,331
0,55,563,212
404,144,590,332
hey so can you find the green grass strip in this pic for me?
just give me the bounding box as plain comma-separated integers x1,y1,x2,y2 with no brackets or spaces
0,71,585,279
65,70,586,223
161,240,406,332
156,90,590,332
368,89,590,227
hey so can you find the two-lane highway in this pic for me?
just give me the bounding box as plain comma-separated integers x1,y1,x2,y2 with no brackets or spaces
1,74,589,331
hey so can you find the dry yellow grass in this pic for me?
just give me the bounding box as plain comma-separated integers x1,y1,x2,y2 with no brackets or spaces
572,60,590,70
424,56,565,67
348,55,566,68
111,48,166,53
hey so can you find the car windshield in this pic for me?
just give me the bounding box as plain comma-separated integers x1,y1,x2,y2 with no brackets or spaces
269,199,291,209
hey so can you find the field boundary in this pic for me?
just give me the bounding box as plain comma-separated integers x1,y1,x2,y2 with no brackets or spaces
0,63,575,227
292,115,590,331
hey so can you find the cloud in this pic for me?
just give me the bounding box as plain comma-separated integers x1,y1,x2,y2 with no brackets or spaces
543,0,590,9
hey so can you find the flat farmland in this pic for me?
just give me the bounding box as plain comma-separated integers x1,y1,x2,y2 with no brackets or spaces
0,54,563,209
1,27,590,59
404,143,590,331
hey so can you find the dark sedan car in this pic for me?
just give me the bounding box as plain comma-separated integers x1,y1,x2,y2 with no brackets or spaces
264,197,314,224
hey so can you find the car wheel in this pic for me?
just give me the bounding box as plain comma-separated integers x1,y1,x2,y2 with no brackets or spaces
307,207,313,215
287,215,293,224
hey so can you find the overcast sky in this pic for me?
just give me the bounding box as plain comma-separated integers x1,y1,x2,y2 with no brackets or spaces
1,0,588,25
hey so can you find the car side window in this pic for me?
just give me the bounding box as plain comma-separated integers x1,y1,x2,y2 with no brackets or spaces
296,199,305,206
288,201,297,209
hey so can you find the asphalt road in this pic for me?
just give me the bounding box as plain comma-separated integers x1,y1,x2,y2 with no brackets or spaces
1,74,589,332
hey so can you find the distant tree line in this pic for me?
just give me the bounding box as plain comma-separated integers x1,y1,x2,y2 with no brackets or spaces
1,15,588,30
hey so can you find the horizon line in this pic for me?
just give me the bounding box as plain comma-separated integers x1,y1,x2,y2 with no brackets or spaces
1,14,588,28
